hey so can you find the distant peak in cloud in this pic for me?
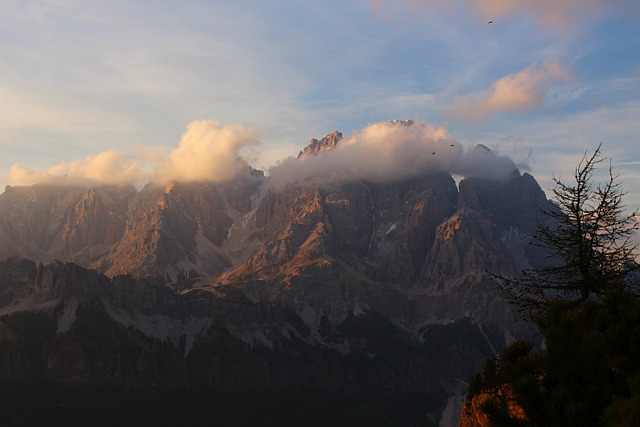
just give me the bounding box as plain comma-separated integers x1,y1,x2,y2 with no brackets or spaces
448,61,575,121
268,119,519,190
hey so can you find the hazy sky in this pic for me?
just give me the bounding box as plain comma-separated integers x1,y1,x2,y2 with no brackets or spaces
1,0,639,209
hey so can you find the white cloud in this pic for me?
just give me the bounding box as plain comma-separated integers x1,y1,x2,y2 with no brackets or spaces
449,61,574,120
153,120,258,183
9,151,149,187
7,120,259,187
268,120,518,190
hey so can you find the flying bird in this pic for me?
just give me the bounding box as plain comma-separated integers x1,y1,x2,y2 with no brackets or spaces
432,152,436,155
488,20,494,24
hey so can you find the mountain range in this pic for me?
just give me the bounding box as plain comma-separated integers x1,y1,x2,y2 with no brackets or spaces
0,123,553,425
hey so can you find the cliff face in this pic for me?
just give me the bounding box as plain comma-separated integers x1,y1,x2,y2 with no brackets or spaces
97,170,265,280
213,173,460,330
411,171,550,330
97,181,232,279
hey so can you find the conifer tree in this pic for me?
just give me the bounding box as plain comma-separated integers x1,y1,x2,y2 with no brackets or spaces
499,143,638,314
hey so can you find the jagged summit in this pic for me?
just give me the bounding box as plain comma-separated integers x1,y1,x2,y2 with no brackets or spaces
297,130,343,158
471,143,492,154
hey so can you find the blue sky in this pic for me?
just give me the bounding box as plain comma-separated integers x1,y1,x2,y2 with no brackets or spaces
1,0,639,213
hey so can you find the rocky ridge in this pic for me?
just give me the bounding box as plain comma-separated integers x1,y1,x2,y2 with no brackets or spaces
0,184,135,266
297,130,343,158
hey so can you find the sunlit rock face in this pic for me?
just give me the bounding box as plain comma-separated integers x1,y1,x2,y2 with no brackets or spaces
297,130,343,158
224,172,460,327
0,129,554,425
458,384,528,427
95,167,265,281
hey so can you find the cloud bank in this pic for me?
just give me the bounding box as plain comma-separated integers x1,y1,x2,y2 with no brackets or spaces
449,61,574,121
9,120,258,188
268,120,519,190
10,151,150,187
9,119,520,191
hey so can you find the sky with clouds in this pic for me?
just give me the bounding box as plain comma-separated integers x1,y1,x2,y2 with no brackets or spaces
1,0,639,212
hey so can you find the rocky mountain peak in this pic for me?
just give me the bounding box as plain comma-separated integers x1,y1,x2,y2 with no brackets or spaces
471,143,492,154
297,131,343,158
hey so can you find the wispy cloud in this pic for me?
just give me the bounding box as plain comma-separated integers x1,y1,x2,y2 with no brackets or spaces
448,61,575,121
